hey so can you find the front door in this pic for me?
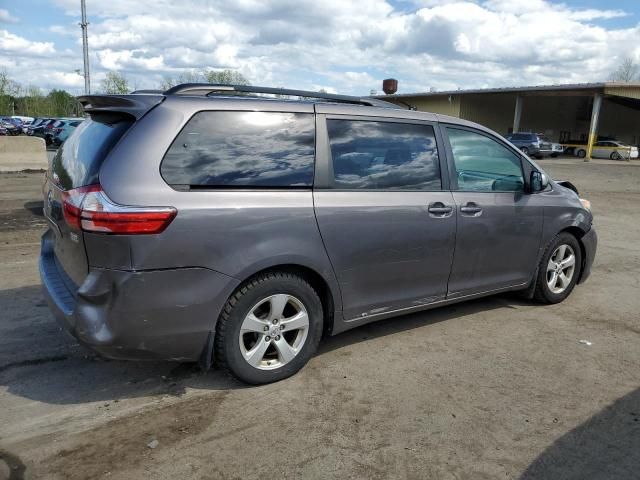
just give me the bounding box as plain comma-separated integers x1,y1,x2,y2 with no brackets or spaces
314,116,456,321
442,126,544,297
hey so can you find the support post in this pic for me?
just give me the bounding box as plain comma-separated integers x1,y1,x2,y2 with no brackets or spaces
513,95,523,133
586,93,602,162
80,0,90,95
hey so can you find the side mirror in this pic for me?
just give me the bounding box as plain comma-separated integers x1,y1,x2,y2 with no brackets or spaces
530,171,549,193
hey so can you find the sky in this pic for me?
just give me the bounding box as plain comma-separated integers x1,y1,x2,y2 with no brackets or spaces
1,0,639,96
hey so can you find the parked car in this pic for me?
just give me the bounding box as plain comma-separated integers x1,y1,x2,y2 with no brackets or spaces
29,118,53,136
0,119,20,136
26,118,45,135
14,116,35,134
44,120,71,145
40,84,597,384
31,119,57,142
576,141,639,160
505,132,563,158
52,119,83,146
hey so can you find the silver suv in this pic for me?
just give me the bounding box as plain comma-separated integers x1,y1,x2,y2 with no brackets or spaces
40,84,597,384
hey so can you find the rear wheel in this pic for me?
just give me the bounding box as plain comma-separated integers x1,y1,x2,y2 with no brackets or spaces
215,271,323,384
577,149,586,158
520,147,529,155
534,233,582,304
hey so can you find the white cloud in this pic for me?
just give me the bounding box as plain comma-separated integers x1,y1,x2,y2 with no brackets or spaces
0,9,18,23
1,0,639,95
0,30,55,56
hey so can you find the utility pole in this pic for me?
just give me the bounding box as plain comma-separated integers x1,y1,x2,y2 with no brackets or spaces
80,0,90,94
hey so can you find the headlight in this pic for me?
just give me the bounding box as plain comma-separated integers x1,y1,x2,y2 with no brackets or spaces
580,198,591,211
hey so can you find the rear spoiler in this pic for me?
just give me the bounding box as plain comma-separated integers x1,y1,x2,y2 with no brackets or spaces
77,94,164,120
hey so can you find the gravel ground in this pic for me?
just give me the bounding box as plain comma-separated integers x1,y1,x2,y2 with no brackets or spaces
0,160,638,480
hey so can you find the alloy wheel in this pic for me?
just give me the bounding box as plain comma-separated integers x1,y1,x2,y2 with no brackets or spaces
238,294,309,370
546,244,576,294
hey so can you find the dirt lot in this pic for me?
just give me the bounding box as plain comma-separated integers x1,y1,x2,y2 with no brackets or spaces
0,160,639,480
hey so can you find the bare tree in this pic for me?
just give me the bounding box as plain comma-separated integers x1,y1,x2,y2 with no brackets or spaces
101,71,130,94
610,58,639,82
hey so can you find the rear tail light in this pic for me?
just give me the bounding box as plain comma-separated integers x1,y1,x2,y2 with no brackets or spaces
61,184,176,235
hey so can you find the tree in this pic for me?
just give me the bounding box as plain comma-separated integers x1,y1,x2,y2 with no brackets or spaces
48,89,81,117
159,69,250,89
610,58,639,82
0,69,19,115
202,69,249,85
101,71,130,94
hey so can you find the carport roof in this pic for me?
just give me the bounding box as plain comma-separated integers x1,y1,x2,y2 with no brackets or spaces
379,82,640,100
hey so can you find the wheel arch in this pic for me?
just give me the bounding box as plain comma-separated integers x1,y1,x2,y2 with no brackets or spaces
558,226,588,283
201,261,341,371
234,262,339,337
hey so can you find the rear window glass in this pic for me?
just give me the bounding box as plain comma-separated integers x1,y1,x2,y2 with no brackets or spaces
51,114,133,190
327,119,441,190
161,111,315,188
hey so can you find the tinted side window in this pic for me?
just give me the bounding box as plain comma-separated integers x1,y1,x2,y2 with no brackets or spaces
161,111,315,188
446,127,524,192
326,120,441,190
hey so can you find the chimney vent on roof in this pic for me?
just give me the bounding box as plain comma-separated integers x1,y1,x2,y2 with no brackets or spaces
382,79,398,95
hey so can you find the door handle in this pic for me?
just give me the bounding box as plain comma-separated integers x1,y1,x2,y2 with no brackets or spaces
460,202,483,216
428,202,453,217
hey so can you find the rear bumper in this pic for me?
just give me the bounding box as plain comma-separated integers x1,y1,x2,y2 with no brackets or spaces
40,230,240,361
578,226,597,284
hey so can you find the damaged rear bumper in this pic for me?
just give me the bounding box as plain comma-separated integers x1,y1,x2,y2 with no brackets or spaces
40,233,239,361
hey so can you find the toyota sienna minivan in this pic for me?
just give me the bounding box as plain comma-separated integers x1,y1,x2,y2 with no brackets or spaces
40,84,597,384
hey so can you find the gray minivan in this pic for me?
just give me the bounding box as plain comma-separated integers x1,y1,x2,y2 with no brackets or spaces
40,84,597,384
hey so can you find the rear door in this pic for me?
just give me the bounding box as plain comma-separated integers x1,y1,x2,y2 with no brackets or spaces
313,114,456,321
43,113,133,285
441,125,543,297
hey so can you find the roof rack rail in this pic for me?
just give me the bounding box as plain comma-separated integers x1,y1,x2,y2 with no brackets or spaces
129,89,164,94
162,83,404,109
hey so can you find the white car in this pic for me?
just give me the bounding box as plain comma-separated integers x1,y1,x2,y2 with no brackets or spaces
589,141,639,160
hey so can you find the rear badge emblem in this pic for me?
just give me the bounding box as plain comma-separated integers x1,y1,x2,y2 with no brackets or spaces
70,232,79,243
47,190,53,212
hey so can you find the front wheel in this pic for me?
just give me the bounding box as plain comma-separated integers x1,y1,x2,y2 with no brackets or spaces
610,151,621,160
215,272,323,384
577,149,586,158
534,233,582,304
520,147,529,155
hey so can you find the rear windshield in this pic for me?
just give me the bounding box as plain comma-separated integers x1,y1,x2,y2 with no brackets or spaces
51,113,133,190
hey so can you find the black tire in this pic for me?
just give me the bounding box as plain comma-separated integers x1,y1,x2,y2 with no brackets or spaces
520,147,529,155
577,149,586,158
533,232,582,304
610,151,621,160
215,271,323,384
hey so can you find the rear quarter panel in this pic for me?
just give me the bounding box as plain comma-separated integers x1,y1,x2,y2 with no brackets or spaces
96,97,343,312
